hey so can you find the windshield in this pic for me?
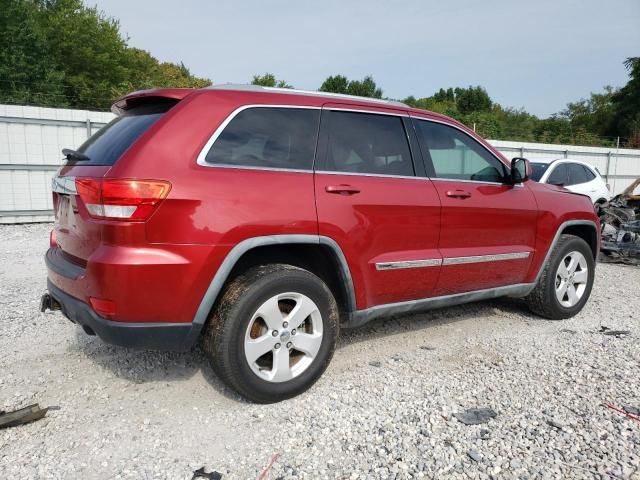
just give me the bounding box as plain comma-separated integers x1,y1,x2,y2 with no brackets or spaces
530,162,550,182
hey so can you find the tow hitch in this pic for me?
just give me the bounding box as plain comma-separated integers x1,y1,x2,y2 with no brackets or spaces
40,293,61,313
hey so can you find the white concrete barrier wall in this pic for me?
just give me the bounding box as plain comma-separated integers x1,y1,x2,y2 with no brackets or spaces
1,104,639,223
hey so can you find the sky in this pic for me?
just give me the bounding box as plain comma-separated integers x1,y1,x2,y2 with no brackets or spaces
92,0,640,117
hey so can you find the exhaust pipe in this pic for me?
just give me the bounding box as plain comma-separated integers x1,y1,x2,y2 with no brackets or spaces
40,293,61,313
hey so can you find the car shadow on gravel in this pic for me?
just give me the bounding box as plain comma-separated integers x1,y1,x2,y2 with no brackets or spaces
67,297,533,403
69,330,248,403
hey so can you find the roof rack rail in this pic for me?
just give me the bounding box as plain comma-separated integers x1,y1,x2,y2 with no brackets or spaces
208,84,407,108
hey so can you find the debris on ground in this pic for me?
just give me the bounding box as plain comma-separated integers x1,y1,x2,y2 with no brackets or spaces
597,177,640,265
623,406,640,416
0,404,49,429
191,467,223,480
453,408,497,425
258,453,280,480
604,403,640,424
598,326,631,337
368,361,381,368
467,449,482,462
560,328,577,334
546,418,565,430
478,428,491,440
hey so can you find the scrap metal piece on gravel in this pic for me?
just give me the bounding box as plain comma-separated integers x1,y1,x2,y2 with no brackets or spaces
599,326,631,337
546,419,565,430
623,406,640,416
191,467,223,480
454,408,497,425
467,449,482,462
0,404,49,429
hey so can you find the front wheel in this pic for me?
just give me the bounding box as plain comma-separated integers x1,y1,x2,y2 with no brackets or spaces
202,264,339,403
525,234,595,320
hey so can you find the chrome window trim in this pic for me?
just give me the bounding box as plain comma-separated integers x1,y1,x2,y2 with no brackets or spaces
375,259,442,271
314,170,423,181
326,107,408,117
442,251,531,266
195,104,321,169
198,163,312,174
52,176,77,195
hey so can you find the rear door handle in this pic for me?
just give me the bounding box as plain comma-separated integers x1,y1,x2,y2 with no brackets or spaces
445,190,472,199
325,184,360,195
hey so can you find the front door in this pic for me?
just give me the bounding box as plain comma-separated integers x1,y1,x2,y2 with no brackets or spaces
314,106,442,309
411,116,538,296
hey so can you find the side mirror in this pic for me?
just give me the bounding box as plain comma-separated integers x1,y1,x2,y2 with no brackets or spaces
510,157,531,184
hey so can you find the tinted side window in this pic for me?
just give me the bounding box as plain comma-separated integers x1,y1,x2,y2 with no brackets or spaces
324,111,414,176
547,164,568,185
205,107,320,170
413,120,507,182
582,165,596,181
566,163,589,186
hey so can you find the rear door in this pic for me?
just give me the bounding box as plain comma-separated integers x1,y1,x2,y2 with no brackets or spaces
314,105,441,309
411,117,538,296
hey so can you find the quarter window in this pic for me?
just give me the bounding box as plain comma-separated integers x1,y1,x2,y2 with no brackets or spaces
413,120,507,183
582,165,596,181
323,111,415,177
204,107,320,170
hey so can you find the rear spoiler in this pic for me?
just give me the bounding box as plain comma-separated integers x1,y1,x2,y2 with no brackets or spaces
111,88,195,115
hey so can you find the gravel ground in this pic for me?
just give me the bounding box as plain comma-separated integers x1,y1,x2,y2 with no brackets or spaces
1,223,639,480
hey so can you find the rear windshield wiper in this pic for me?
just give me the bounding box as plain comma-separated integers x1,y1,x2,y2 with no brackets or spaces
62,148,90,162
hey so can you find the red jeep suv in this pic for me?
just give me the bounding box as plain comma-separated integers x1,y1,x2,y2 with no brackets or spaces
42,85,600,403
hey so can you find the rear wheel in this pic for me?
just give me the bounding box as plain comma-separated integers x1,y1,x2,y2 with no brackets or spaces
525,235,595,319
202,264,339,403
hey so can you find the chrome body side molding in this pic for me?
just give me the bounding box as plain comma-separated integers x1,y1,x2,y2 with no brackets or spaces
442,251,530,266
375,259,442,270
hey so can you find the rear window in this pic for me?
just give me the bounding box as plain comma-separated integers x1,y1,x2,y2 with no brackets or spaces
204,107,320,170
69,102,174,166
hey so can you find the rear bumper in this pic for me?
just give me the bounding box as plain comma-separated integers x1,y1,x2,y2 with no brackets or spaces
46,279,198,351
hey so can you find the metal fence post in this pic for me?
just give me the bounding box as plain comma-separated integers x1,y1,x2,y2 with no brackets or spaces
85,118,91,138
605,151,611,183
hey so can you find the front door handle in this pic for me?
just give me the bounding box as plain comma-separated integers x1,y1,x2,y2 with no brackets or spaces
325,184,361,195
446,189,472,199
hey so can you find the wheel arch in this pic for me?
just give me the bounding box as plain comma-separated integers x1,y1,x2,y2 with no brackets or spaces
185,235,356,346
532,220,599,288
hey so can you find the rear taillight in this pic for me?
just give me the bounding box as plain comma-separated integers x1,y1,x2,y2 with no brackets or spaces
75,178,171,221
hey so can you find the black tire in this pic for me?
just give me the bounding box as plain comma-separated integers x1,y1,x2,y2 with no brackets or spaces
202,264,339,403
525,234,595,320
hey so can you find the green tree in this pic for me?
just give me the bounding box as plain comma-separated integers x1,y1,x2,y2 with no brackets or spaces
251,73,293,88
319,75,349,94
320,75,382,98
561,87,616,141
455,86,492,114
1,0,210,110
611,57,640,147
0,0,66,106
